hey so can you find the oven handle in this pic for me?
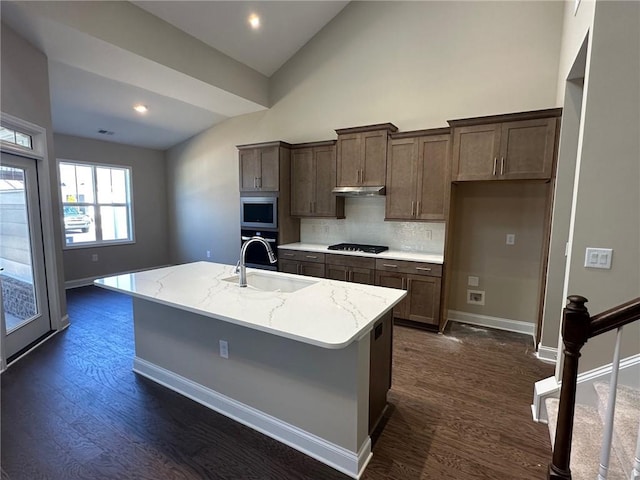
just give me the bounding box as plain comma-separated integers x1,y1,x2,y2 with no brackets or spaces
241,236,276,243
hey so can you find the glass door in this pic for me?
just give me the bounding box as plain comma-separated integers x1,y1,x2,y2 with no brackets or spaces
1,152,51,359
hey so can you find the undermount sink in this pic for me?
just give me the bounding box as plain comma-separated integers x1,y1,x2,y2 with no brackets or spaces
223,272,317,293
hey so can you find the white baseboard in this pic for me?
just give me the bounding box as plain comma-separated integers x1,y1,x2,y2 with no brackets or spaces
133,357,371,479
448,310,536,339
536,344,558,364
532,353,640,423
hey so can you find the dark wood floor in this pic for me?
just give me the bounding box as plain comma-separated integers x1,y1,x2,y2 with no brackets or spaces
1,286,554,479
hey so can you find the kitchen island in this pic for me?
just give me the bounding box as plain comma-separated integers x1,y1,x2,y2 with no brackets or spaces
95,261,405,479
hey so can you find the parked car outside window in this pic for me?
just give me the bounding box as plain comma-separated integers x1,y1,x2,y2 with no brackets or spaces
63,206,91,233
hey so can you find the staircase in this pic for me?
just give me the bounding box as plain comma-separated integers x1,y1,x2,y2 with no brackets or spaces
546,381,640,479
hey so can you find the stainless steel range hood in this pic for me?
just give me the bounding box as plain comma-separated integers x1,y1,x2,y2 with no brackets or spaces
332,186,386,197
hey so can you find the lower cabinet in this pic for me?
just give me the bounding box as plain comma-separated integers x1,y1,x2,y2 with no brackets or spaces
325,254,375,285
375,259,442,327
278,250,326,278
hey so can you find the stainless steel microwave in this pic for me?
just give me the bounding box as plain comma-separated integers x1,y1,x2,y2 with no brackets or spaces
240,196,277,229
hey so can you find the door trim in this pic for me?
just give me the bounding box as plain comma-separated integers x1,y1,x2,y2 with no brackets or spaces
0,112,66,371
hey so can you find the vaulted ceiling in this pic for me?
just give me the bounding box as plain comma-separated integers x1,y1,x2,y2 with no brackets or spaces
1,1,349,149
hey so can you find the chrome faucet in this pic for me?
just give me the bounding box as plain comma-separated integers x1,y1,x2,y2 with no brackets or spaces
235,236,277,287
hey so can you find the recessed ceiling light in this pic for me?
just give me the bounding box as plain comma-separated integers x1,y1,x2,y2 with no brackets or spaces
248,13,260,29
133,104,148,114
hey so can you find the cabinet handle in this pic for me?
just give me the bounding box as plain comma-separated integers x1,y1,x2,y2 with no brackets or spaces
416,201,421,216
383,264,398,268
500,157,505,175
313,201,316,213
348,270,353,282
415,267,432,271
258,177,262,188
411,201,415,216
283,253,295,257
309,201,313,213
401,278,406,289
492,157,497,176
297,265,302,275
305,255,318,259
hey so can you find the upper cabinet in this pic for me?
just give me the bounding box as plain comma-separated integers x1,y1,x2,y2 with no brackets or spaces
385,129,451,221
291,141,344,218
449,109,562,182
335,123,398,187
238,141,291,192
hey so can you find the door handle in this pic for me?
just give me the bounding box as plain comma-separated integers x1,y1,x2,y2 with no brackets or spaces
492,157,497,176
500,157,505,175
416,201,421,216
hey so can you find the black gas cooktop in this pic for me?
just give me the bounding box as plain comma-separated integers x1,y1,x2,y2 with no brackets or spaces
327,243,389,254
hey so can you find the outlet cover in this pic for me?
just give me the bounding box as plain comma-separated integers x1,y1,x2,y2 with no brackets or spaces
219,340,229,359
468,276,479,287
467,289,485,305
91,254,99,262
506,234,515,245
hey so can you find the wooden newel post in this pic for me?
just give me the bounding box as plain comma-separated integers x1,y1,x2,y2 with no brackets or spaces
548,295,591,480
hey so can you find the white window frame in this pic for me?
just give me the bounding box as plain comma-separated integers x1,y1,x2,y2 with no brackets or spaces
58,159,135,249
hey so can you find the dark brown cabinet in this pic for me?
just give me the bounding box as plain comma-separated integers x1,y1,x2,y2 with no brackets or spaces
278,249,325,278
385,129,451,221
335,123,398,187
375,259,442,327
238,142,291,192
291,142,344,218
449,110,560,182
325,254,375,285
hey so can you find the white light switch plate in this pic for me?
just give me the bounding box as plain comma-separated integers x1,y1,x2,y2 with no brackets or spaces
584,247,613,269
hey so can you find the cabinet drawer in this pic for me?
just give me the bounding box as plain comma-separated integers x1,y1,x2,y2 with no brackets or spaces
375,258,442,277
278,250,325,263
326,253,376,269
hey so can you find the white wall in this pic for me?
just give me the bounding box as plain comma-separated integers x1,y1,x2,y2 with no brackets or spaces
561,0,640,371
167,1,564,266
55,134,171,283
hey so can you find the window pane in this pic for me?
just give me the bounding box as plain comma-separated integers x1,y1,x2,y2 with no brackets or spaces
64,205,96,245
15,132,32,149
100,206,129,241
0,127,16,143
59,163,95,203
97,167,128,204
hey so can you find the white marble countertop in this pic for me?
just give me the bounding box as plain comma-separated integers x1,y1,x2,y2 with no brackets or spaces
278,242,444,264
94,262,405,350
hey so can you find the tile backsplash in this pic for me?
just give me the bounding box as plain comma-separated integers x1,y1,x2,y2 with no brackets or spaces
300,197,445,254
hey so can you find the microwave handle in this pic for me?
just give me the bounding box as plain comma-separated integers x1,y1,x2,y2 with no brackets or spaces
241,236,276,243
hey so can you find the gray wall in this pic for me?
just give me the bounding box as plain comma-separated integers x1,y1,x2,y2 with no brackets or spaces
166,1,564,267
1,22,67,323
55,134,170,282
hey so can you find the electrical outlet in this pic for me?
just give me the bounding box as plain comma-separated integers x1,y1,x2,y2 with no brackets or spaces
506,234,515,245
91,254,99,262
467,289,485,305
425,230,432,240
468,276,479,287
206,250,211,258
219,340,229,359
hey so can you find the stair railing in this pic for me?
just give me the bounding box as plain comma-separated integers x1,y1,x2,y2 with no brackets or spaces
548,295,640,480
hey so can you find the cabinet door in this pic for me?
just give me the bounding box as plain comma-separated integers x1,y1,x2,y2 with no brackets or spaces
375,270,408,319
350,267,375,285
499,118,557,180
299,262,325,278
416,134,450,220
406,274,441,326
313,146,338,216
258,146,280,191
361,130,388,186
278,259,299,275
336,133,361,186
326,264,349,282
385,137,418,220
291,148,314,216
239,149,259,191
452,124,501,181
